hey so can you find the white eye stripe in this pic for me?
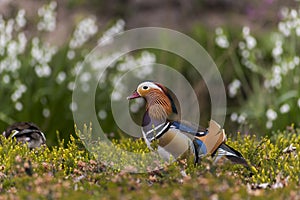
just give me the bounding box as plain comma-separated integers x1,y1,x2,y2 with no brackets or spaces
137,82,163,92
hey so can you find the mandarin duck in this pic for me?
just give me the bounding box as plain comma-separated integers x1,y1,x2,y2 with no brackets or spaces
2,122,46,149
127,81,248,166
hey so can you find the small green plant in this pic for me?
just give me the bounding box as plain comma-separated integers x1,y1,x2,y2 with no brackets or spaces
209,7,300,133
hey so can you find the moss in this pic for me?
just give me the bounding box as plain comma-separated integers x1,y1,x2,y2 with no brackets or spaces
0,128,299,199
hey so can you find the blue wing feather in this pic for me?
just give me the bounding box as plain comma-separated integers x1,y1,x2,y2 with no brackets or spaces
194,138,207,155
170,121,207,137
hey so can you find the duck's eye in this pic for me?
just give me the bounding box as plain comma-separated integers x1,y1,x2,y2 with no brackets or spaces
142,86,149,90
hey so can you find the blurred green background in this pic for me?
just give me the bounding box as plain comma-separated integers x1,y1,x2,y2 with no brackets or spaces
0,0,299,146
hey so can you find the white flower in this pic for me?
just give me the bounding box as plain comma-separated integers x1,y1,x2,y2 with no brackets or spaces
245,35,256,49
296,27,300,36
19,84,27,93
98,110,107,120
37,1,57,32
130,98,144,113
278,22,290,37
238,41,246,50
297,98,300,108
31,38,57,76
287,60,295,70
134,65,153,79
228,79,241,98
266,120,273,129
67,50,75,60
111,91,122,101
290,9,297,19
230,113,238,122
215,27,224,35
241,50,250,58
130,102,140,113
215,36,229,49
43,108,50,118
7,41,18,57
80,72,91,82
11,83,27,102
242,26,250,36
280,104,290,114
15,9,26,30
81,83,90,93
69,17,98,49
15,102,23,111
35,65,52,77
272,40,283,58
98,19,125,46
17,32,27,54
3,75,10,84
56,71,66,84
293,56,300,65
215,27,229,49
280,7,289,19
266,109,277,121
237,113,247,124
69,102,78,111
68,82,75,91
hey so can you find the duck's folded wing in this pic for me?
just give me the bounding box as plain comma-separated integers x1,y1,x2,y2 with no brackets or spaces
170,120,207,137
198,120,226,154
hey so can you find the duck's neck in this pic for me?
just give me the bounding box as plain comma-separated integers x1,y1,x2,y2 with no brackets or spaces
145,92,172,121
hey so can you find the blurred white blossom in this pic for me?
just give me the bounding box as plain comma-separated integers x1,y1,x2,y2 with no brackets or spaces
43,108,50,118
69,17,98,49
37,1,57,32
67,50,75,60
266,120,273,129
35,64,52,78
133,51,155,79
272,40,283,60
215,27,229,49
264,66,282,89
11,83,27,102
3,74,10,84
98,110,107,120
266,109,277,121
81,83,90,93
69,102,78,111
237,113,247,124
130,98,144,113
80,72,92,82
228,79,241,98
56,71,66,84
98,19,125,46
68,82,75,91
242,26,257,50
15,102,23,111
278,7,300,37
17,32,27,54
15,9,26,30
230,112,238,122
280,104,290,114
229,112,247,124
31,37,57,77
238,26,258,71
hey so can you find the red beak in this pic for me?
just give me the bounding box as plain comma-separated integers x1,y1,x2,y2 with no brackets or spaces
127,90,141,100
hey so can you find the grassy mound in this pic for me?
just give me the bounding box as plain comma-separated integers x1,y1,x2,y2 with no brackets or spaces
0,128,299,199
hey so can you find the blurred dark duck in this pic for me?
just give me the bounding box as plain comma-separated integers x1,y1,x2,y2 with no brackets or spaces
2,122,46,149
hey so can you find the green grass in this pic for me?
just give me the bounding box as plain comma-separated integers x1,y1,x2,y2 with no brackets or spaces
0,128,299,199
